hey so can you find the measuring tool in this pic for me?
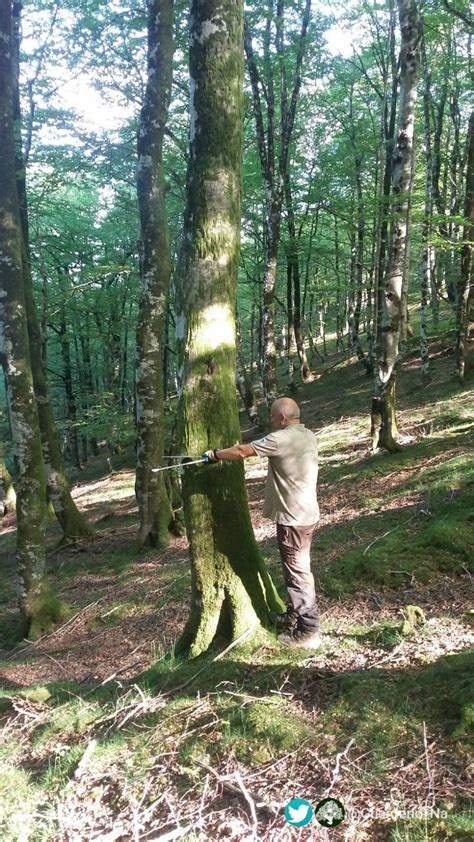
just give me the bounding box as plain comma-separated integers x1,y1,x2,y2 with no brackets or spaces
151,455,212,473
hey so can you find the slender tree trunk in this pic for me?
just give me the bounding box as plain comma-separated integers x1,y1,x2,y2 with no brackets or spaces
245,0,311,408
0,0,62,636
420,26,432,379
432,73,448,305
285,175,313,382
135,0,174,549
236,319,263,429
348,85,371,372
367,150,379,373
456,110,474,382
11,0,91,539
334,217,344,352
347,199,356,355
447,88,462,304
56,286,82,470
81,318,99,456
371,0,420,452
176,0,283,658
400,138,415,344
376,0,398,343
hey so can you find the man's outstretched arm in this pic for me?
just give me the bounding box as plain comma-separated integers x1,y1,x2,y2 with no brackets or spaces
206,444,256,461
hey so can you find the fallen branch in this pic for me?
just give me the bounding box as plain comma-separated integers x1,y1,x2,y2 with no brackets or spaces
235,768,258,834
363,525,400,556
363,510,423,556
4,600,101,661
194,760,277,818
326,737,355,794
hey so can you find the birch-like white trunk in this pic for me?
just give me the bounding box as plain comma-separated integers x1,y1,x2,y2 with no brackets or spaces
371,0,421,452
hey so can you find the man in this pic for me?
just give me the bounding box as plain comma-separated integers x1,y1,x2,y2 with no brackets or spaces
205,397,320,649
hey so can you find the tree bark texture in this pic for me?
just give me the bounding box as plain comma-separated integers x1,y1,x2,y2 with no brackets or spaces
11,0,91,539
135,0,175,548
348,84,371,373
420,26,432,379
176,0,283,658
371,0,420,452
0,0,61,636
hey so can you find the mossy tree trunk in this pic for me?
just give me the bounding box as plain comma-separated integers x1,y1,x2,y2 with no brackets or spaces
0,0,62,637
175,0,283,659
134,0,175,549
10,0,91,540
371,0,420,453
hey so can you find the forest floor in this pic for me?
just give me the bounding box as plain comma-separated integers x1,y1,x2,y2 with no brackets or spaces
0,331,473,841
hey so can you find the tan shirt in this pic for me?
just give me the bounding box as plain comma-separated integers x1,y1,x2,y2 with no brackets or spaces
251,424,319,526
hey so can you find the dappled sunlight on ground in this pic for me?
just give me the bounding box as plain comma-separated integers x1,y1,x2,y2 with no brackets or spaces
0,340,473,840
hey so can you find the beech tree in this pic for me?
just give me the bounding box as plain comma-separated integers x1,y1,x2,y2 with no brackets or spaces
245,0,312,405
0,0,61,636
11,1,91,541
456,110,473,382
371,0,421,452
176,0,283,658
135,0,175,548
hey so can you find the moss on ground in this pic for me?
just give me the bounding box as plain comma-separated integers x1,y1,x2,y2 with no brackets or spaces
323,487,474,596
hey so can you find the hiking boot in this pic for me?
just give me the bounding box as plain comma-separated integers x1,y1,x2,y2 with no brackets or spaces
278,628,321,649
269,609,298,631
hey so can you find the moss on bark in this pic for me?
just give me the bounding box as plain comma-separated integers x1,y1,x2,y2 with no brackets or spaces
175,0,284,659
11,0,91,540
0,0,63,637
134,0,175,549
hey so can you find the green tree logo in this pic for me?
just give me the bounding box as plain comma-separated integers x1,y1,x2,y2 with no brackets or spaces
314,797,345,827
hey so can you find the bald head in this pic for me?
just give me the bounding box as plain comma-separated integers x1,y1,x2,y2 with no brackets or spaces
270,397,301,429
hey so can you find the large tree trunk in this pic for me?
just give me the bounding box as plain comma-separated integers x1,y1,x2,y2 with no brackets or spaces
456,110,474,382
0,0,62,637
134,0,174,549
11,0,91,539
371,0,420,452
176,0,283,659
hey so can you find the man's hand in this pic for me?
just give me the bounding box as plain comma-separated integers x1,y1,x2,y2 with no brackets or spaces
202,449,219,463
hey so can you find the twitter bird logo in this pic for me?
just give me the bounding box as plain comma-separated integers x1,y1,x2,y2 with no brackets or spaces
284,798,314,827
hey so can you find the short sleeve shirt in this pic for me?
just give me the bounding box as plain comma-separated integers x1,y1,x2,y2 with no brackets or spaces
251,424,319,526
